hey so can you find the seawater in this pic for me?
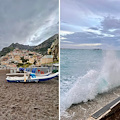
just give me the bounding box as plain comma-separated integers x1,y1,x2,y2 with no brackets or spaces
60,49,120,111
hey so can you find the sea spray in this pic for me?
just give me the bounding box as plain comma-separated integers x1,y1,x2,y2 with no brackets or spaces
61,50,120,111
61,70,99,111
100,50,120,90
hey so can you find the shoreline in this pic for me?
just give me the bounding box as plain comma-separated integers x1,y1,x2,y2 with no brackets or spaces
61,86,120,120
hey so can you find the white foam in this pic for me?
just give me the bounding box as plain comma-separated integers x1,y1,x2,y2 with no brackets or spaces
61,50,120,111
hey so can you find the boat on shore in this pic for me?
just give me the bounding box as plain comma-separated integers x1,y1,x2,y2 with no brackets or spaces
6,72,51,77
88,97,120,120
6,72,59,82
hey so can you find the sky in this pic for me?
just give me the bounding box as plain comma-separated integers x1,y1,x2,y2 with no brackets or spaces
0,0,58,50
60,0,120,49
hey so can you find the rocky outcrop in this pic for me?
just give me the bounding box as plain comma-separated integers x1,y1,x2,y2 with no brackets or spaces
47,35,59,61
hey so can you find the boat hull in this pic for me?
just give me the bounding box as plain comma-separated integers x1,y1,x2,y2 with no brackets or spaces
6,72,58,83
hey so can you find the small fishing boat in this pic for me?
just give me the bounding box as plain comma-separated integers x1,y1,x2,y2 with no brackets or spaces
6,72,59,82
6,72,51,77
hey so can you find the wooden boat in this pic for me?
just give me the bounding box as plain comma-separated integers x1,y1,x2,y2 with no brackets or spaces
88,97,120,120
6,72,59,82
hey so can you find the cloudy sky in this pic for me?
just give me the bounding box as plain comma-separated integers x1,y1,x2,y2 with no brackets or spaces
60,0,120,49
0,0,58,50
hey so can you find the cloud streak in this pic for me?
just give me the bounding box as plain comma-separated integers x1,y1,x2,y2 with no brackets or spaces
74,43,102,47
0,0,58,50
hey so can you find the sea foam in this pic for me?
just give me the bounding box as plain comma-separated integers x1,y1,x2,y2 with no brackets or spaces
61,50,120,111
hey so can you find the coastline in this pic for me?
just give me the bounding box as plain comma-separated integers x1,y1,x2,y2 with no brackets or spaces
0,70,58,120
61,86,120,120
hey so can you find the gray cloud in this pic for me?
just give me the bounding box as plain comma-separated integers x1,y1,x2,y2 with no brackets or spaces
61,32,101,46
61,31,120,49
0,0,58,50
89,27,99,30
61,0,120,31
101,16,120,30
61,0,120,49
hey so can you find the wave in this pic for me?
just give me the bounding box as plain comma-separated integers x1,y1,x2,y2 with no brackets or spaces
61,50,120,111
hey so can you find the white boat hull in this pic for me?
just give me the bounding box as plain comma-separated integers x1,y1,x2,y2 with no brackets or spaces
6,72,59,82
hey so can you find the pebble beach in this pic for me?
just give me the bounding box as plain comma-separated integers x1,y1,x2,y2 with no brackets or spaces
0,70,59,120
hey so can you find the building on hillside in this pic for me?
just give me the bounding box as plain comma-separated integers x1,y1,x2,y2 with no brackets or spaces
40,55,53,64
36,60,41,66
13,55,21,62
24,55,29,60
29,57,35,64
2,56,8,61
0,47,44,67
1,61,8,65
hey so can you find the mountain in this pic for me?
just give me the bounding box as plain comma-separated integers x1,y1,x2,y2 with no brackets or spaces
0,34,58,57
0,43,34,57
9,43,34,50
33,34,58,55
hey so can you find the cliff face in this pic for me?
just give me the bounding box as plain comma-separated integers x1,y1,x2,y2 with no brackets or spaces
0,34,59,57
48,37,59,61
33,34,58,55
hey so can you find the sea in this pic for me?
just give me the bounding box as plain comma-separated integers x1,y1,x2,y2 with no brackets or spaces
60,49,120,118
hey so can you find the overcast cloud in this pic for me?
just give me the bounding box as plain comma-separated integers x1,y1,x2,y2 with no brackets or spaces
60,0,120,49
0,0,58,50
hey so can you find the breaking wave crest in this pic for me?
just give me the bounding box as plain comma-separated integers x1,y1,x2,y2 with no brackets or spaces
61,50,120,111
